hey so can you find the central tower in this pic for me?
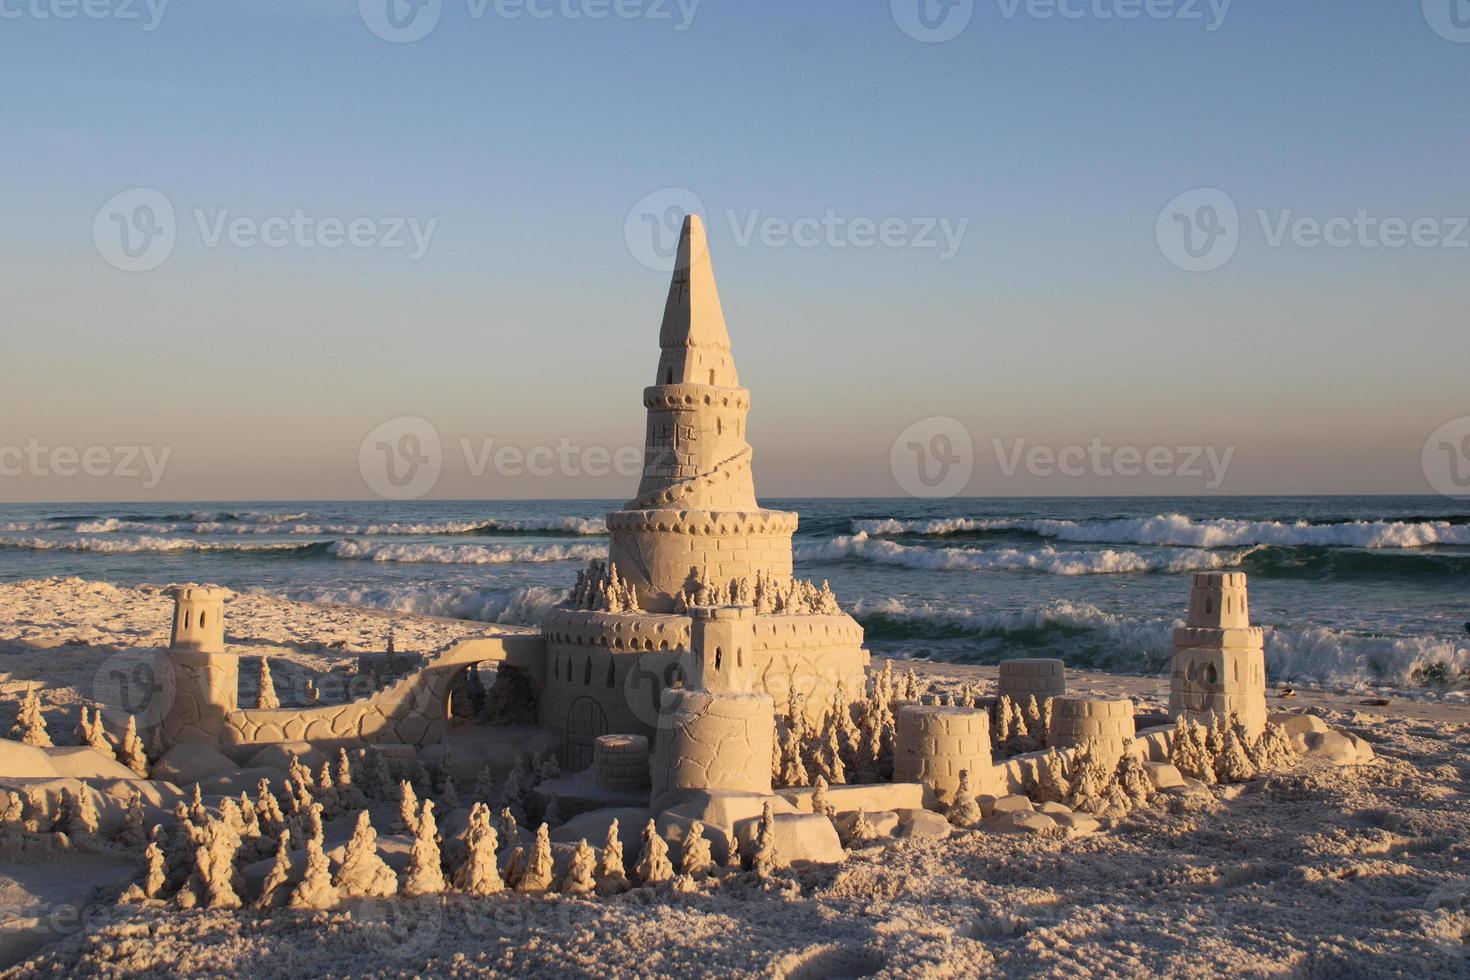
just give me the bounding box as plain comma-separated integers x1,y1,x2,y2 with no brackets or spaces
607,215,798,612
540,213,868,765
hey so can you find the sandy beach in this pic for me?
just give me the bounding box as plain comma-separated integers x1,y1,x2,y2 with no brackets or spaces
1,576,1467,977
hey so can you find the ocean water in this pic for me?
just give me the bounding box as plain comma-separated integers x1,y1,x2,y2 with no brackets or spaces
2,496,1467,695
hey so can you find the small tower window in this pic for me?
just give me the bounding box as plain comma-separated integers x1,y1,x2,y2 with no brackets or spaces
583,657,592,686
606,658,616,688
709,368,716,384
715,647,723,671
665,368,674,384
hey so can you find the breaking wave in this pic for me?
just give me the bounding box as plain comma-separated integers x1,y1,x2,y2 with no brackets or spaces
324,540,605,565
283,584,566,625
72,516,609,537
851,598,1470,688
796,533,1257,575
854,514,1470,550
0,535,322,556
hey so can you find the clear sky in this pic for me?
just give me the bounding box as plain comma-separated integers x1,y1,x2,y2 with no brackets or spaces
1,1,1467,502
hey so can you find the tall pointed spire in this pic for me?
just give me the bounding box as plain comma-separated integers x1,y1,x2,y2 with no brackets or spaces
655,215,737,388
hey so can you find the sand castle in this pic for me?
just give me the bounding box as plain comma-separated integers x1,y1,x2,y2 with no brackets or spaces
0,215,1381,930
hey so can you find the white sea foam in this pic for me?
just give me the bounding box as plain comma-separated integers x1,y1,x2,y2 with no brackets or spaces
797,533,1254,575
0,535,312,555
851,596,1176,665
325,540,605,565
75,517,609,536
286,584,566,625
1262,625,1470,690
0,521,66,532
854,514,1470,549
851,597,1470,689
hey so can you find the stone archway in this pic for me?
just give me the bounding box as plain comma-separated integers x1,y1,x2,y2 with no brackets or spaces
565,695,609,772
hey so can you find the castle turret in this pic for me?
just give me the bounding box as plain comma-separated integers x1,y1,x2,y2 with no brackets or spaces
649,604,773,810
608,214,797,610
1170,572,1267,737
169,585,226,653
685,605,756,694
158,586,238,746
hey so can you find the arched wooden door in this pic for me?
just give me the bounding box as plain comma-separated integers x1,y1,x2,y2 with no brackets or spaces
565,696,609,771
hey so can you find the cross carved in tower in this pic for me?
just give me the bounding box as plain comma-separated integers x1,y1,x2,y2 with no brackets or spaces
669,269,689,303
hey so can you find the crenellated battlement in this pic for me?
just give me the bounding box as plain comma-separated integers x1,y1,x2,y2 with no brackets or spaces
607,508,798,537
642,385,749,412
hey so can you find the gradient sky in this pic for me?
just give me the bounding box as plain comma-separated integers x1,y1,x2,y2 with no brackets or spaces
1,1,1467,502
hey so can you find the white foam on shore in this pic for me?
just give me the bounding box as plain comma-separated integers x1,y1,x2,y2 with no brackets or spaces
853,596,1470,690
797,532,1255,575
854,514,1470,549
324,540,605,565
74,516,609,536
0,535,313,555
286,583,566,625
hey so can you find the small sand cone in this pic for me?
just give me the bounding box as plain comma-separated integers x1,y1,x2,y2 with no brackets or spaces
335,811,397,898
289,835,339,910
595,819,630,896
811,775,836,818
634,819,673,885
516,823,554,894
121,716,149,777
402,799,446,897
396,779,419,835
947,771,982,829
143,837,168,899
678,821,714,878
501,846,527,890
11,684,52,748
256,830,292,909
453,803,504,896
200,820,242,910
256,657,280,709
497,806,520,851
751,803,779,880
1215,727,1257,783
559,839,597,896
189,784,207,825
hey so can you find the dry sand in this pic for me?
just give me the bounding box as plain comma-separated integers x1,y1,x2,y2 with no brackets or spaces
2,577,1469,977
